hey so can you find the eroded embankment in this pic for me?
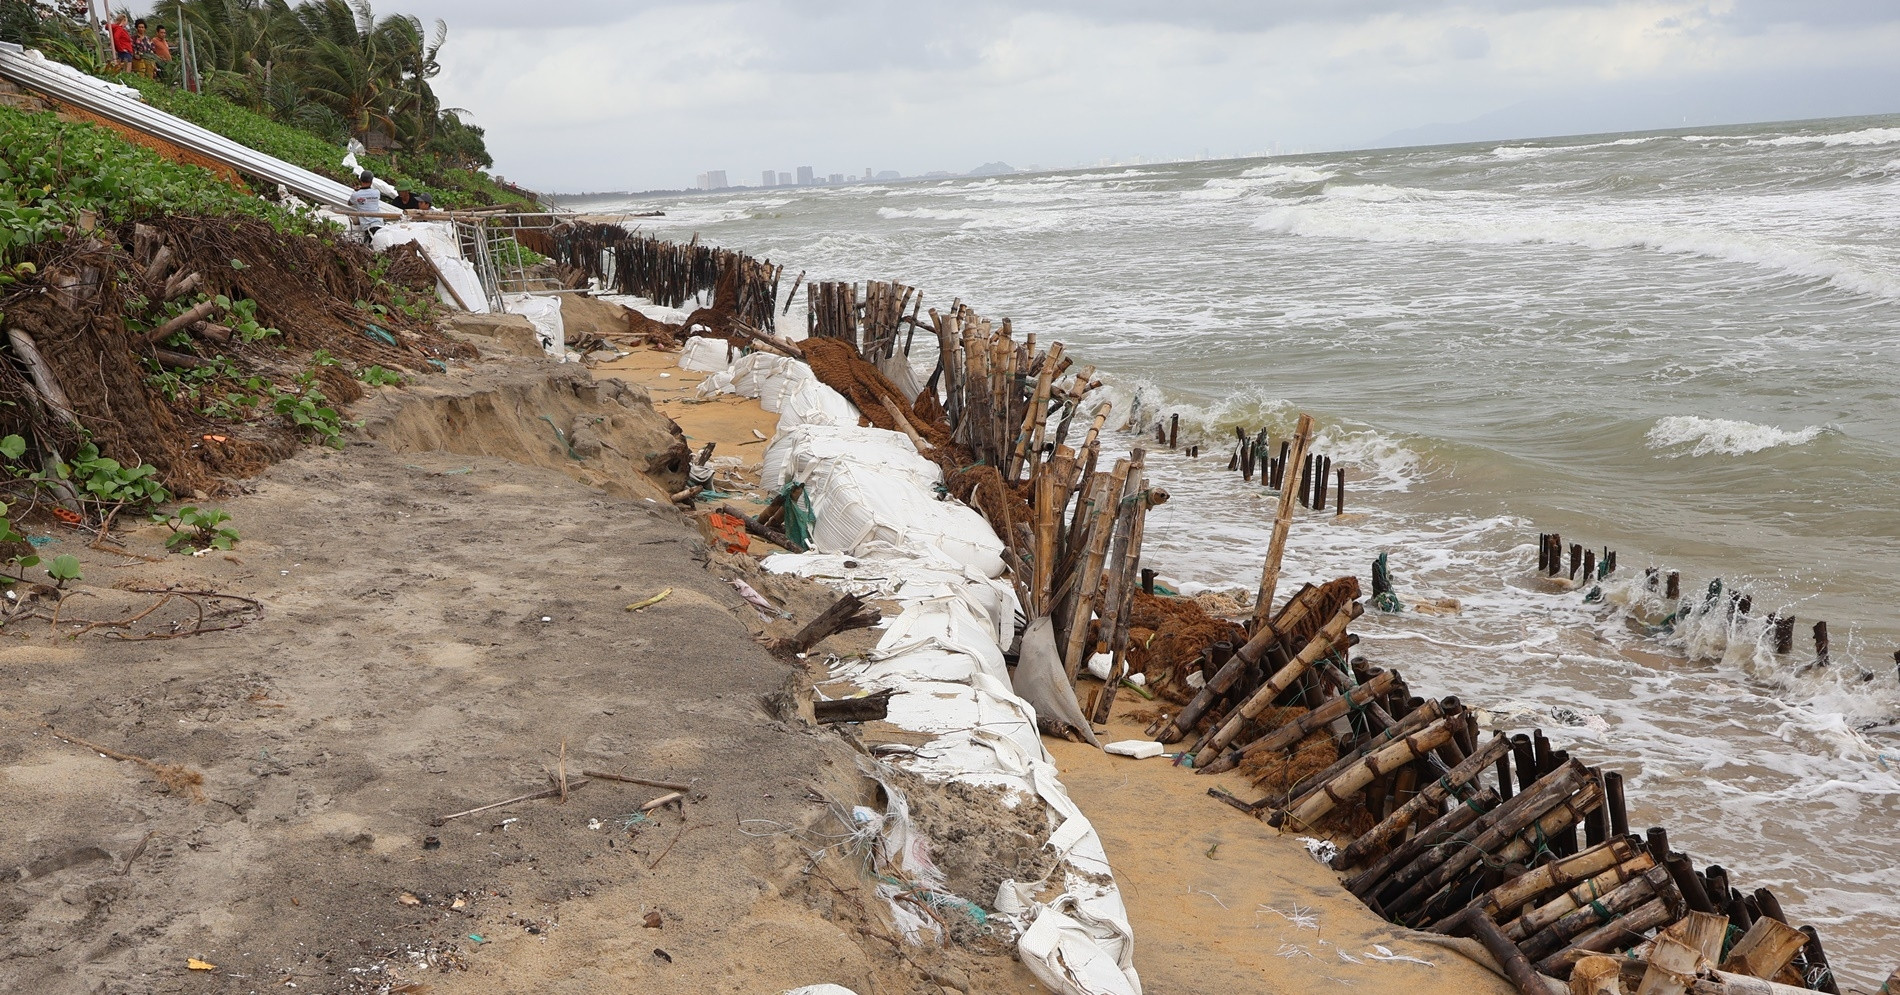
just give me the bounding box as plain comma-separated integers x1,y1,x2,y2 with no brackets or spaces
0,358,1050,995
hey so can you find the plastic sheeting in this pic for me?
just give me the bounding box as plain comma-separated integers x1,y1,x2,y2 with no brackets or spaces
370,222,489,314
501,294,566,358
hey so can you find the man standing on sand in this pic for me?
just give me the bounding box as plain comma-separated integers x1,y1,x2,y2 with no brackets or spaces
349,172,389,242
108,14,134,69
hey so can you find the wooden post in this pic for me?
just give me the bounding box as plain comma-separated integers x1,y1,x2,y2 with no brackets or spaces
1798,926,1841,994
1811,622,1829,669
1253,413,1315,625
1569,543,1583,580
1450,908,1557,995
1548,534,1563,576
1168,412,1179,450
1314,455,1331,509
1583,549,1597,587
1335,467,1345,516
1603,771,1628,838
1140,568,1155,595
1666,571,1680,599
1540,534,1551,572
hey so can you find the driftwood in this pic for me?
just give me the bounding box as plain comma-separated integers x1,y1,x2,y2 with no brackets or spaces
431,778,590,825
769,593,880,658
579,770,691,791
814,688,895,724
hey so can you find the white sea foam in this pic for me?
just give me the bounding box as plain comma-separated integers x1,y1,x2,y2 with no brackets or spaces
1491,137,1657,159
1758,127,1900,148
1237,164,1337,184
1644,415,1827,457
1252,201,1900,299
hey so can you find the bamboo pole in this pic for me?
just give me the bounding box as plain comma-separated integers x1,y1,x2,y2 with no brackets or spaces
1277,696,1445,815
1718,918,1809,981
1194,600,1361,757
1505,852,1659,942
1334,731,1511,869
1405,776,1612,927
1060,459,1130,682
1374,760,1589,913
1199,670,1399,775
1253,412,1314,624
1345,787,1499,899
1636,913,1729,995
1279,717,1456,831
1008,357,1057,481
1572,956,1625,995
1534,893,1682,978
1451,907,1562,995
1520,866,1678,961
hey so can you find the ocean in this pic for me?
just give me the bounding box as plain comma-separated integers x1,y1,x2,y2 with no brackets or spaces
571,115,1900,984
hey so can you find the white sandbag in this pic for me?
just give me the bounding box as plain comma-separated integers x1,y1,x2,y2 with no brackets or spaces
877,353,924,402
501,293,566,358
1012,617,1100,747
678,335,735,372
372,221,488,313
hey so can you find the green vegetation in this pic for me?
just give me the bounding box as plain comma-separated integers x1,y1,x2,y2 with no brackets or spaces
45,553,81,587
1,0,534,208
161,505,241,551
0,497,39,575
0,103,303,267
357,364,403,386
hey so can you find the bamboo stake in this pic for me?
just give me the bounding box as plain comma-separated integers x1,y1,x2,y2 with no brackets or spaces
1345,787,1499,898
1009,357,1057,480
1375,760,1589,914
1636,913,1729,995
1254,413,1315,624
1195,600,1362,757
1505,853,1660,942
1572,956,1625,995
1061,459,1131,682
1200,669,1399,775
1534,893,1683,978
1718,918,1809,981
1092,468,1151,724
1333,731,1511,869
1279,717,1456,831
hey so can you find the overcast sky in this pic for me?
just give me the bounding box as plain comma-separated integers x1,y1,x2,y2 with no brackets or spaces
382,0,1900,192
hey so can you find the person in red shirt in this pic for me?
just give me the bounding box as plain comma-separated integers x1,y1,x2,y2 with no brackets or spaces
109,13,135,68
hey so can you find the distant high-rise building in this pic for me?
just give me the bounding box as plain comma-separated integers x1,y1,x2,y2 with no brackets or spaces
864,168,873,180
796,166,815,186
695,172,708,190
761,170,776,187
705,170,728,190
778,172,793,186
828,173,844,184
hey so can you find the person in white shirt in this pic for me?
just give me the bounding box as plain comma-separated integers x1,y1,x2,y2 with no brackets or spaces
348,172,387,241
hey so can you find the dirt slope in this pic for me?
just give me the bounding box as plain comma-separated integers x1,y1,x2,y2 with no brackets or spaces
0,361,1039,995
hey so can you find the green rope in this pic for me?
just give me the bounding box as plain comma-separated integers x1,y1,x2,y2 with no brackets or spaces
1371,552,1403,612
1589,899,1613,923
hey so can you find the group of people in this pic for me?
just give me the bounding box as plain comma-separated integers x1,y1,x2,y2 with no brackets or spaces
107,13,170,80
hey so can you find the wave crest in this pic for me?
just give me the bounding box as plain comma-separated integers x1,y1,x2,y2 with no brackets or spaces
1644,415,1827,457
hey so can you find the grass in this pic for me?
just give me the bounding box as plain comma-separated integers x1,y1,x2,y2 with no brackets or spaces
114,76,535,211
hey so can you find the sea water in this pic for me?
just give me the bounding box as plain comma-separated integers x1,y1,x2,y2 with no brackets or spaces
575,115,1900,984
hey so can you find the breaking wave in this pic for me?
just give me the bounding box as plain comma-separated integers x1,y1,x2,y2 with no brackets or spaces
1644,415,1828,457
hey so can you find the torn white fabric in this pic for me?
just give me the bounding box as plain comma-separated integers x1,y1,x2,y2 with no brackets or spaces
704,345,1140,995
501,293,566,358
371,221,489,313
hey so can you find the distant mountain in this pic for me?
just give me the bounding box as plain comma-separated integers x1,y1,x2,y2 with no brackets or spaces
966,161,1016,176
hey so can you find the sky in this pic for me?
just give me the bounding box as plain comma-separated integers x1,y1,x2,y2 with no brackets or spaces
379,0,1900,193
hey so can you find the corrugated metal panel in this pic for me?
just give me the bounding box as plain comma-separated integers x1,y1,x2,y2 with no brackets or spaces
0,42,354,207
